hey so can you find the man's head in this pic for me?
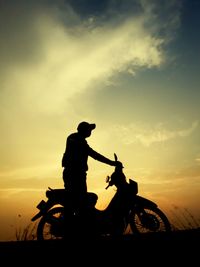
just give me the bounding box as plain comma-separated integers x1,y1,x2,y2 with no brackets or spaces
77,121,96,138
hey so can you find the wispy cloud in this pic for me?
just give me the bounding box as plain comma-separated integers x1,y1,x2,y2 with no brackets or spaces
0,0,183,170
1,15,164,114
113,121,199,146
195,158,200,165
0,0,181,114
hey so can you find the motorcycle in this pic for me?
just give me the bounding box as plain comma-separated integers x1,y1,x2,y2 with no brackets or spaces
31,154,171,240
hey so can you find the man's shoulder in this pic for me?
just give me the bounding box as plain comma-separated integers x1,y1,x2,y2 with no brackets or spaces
67,132,87,143
67,132,79,141
68,132,78,138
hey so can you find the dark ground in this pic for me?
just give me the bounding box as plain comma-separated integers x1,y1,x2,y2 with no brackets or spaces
0,229,199,265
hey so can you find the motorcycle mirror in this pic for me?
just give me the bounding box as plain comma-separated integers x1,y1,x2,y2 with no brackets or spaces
114,153,118,161
106,176,110,183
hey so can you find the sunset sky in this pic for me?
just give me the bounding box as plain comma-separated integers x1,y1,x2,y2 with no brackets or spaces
0,0,200,241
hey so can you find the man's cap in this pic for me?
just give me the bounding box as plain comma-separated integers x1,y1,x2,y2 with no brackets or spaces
77,121,96,132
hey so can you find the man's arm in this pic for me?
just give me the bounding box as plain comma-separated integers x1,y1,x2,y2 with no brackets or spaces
88,147,116,166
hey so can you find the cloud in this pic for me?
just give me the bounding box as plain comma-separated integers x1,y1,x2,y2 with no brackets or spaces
0,0,182,114
0,0,183,170
196,158,200,165
113,121,199,146
1,15,163,114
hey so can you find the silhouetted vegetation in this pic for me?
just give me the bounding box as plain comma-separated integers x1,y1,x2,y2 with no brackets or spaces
15,216,37,241
14,204,199,241
169,205,200,231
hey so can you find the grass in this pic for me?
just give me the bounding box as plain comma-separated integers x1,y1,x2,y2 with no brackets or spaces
168,205,200,231
15,220,37,241
14,205,200,241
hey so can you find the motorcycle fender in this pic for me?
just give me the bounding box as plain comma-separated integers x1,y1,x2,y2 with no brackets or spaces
135,195,157,208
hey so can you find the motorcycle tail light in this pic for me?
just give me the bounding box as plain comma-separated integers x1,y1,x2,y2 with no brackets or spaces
37,200,47,210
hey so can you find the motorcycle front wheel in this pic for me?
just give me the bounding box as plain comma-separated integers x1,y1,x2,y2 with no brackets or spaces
37,206,65,241
129,206,171,234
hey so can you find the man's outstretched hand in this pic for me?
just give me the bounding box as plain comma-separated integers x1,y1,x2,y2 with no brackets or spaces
114,160,123,168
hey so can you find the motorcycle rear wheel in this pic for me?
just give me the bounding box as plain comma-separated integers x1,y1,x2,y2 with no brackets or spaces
129,206,171,234
37,206,65,241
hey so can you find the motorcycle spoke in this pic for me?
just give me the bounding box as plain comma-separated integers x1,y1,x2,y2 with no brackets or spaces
129,207,171,234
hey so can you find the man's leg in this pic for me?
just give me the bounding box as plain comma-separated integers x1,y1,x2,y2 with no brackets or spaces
63,196,75,240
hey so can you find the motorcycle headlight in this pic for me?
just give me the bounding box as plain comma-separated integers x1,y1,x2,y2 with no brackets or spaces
129,179,138,194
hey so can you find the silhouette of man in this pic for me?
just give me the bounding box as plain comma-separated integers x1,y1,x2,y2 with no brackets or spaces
62,121,121,237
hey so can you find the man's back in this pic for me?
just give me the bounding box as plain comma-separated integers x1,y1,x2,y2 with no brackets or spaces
62,132,90,172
